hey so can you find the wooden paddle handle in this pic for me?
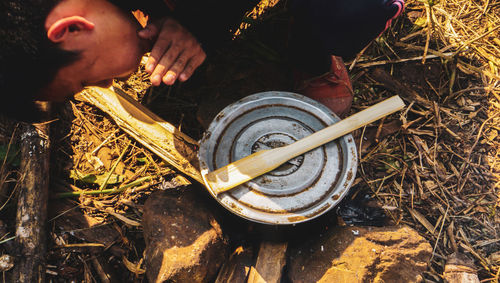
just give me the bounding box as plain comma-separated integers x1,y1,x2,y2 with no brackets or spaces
281,95,405,158
205,96,405,195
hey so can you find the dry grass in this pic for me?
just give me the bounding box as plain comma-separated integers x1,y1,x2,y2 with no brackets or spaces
350,0,499,280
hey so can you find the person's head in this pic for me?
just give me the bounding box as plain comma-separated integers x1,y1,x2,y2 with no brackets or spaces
1,0,150,121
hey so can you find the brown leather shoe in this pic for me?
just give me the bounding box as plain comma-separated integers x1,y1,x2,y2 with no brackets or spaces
295,56,353,117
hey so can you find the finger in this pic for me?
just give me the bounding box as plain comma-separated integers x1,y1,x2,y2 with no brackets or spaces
137,23,159,40
149,64,166,86
150,43,183,86
145,32,173,73
163,52,191,85
179,51,206,82
162,70,177,86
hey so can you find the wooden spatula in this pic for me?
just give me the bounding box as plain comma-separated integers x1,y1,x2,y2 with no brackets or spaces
203,95,405,195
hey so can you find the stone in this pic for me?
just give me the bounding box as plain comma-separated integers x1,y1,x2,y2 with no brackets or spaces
49,200,120,247
287,225,432,283
0,254,14,272
443,253,479,283
143,188,229,283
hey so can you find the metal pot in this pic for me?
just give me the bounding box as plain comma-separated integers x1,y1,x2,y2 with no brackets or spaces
199,91,357,224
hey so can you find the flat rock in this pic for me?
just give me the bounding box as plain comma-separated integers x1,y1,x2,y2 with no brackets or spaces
287,225,432,283
143,188,229,283
49,200,120,247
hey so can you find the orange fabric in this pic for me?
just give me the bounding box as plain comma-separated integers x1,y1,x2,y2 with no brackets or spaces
132,10,149,27
296,56,353,117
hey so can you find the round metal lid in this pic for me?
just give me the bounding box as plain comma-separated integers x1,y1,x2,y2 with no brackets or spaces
199,91,357,225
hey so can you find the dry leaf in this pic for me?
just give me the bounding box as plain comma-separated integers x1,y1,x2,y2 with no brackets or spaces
122,256,146,275
409,208,436,235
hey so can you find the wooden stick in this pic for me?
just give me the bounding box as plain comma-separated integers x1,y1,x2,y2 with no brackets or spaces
12,103,51,282
215,246,254,283
77,87,203,184
204,96,405,195
246,267,266,283
371,68,433,109
247,241,288,283
354,52,453,68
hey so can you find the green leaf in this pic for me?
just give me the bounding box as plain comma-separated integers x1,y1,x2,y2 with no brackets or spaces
70,170,124,186
0,144,20,167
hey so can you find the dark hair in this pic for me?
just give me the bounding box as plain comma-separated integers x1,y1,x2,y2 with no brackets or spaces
0,0,80,122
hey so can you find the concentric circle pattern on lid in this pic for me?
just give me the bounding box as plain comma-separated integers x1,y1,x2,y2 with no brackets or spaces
199,91,357,225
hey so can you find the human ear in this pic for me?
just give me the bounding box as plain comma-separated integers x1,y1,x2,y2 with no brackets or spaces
47,16,95,43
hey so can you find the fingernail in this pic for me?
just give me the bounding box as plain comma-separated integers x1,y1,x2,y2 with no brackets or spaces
138,28,151,38
179,73,187,81
138,30,148,39
152,74,161,85
164,73,175,84
145,63,153,73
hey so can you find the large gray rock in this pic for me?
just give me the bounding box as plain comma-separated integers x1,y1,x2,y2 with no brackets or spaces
143,188,229,283
287,225,432,283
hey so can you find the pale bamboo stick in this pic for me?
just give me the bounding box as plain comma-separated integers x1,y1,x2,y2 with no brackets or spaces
205,96,405,195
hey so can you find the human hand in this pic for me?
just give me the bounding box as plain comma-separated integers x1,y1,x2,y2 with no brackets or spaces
138,17,206,86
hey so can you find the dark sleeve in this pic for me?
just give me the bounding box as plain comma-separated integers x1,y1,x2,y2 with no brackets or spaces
169,0,259,50
111,0,259,51
291,0,404,59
